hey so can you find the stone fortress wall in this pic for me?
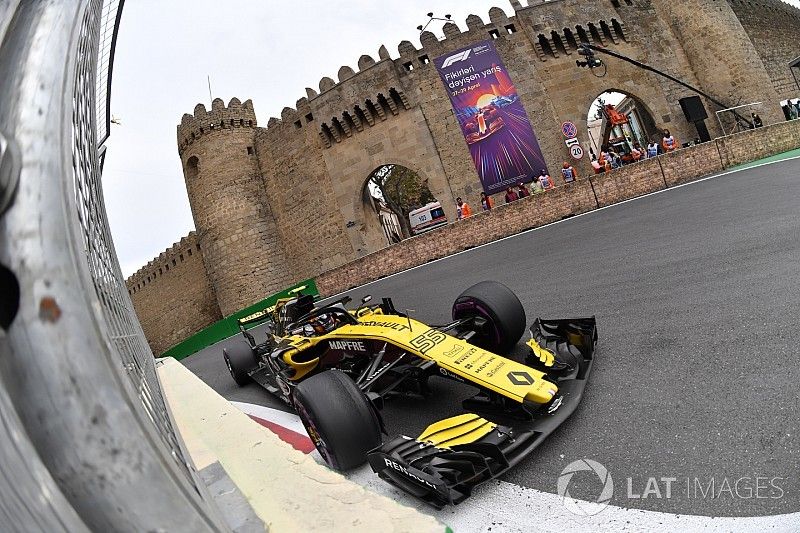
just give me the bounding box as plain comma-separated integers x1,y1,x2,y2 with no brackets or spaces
127,0,800,354
127,232,222,354
728,0,800,100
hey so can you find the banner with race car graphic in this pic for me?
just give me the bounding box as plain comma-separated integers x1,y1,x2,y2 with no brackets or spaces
434,40,548,195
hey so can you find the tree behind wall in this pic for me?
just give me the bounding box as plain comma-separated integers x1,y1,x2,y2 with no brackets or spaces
369,165,435,238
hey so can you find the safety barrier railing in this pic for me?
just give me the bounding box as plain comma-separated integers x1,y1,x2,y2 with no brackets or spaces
0,2,226,531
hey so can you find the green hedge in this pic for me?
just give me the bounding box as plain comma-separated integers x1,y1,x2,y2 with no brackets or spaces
161,279,318,360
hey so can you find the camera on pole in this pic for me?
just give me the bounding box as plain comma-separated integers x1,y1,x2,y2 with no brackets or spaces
576,42,603,69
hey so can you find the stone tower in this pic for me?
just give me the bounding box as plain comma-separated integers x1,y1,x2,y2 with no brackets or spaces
653,0,783,124
177,98,293,316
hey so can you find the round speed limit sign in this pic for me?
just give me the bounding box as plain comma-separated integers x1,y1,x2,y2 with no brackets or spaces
570,144,584,160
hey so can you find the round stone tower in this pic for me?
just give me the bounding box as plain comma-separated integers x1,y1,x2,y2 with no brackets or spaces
654,0,782,125
177,97,293,316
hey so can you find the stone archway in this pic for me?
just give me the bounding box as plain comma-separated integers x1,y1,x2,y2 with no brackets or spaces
356,163,442,253
586,90,661,158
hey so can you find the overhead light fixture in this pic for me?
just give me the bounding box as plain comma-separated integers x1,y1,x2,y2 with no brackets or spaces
418,12,454,34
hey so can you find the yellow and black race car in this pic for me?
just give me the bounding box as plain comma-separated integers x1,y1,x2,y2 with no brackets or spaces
223,281,597,508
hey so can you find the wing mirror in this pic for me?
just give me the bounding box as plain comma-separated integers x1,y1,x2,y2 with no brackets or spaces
356,295,373,316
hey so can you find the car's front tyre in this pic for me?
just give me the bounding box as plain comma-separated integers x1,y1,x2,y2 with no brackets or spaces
292,371,382,471
452,280,527,354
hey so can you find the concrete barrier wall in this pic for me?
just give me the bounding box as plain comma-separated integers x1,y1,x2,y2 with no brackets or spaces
717,119,800,167
317,179,598,295
660,141,725,187
590,157,665,207
317,120,800,296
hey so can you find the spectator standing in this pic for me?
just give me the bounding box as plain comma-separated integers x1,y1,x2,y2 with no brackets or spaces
504,187,519,204
646,141,660,159
456,197,472,220
609,149,622,169
561,161,579,183
598,146,612,170
591,156,603,174
480,192,493,211
599,151,613,172
661,129,678,152
794,100,800,119
517,182,530,199
538,169,554,190
751,112,763,128
631,143,643,162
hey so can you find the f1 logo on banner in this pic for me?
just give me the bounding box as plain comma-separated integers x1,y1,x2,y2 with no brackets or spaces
434,40,548,196
441,49,472,68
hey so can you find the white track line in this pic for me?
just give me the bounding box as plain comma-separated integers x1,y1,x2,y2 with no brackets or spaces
323,153,800,301
230,402,800,532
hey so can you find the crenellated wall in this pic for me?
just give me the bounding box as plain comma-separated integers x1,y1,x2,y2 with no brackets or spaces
128,0,800,353
127,232,222,355
177,98,296,316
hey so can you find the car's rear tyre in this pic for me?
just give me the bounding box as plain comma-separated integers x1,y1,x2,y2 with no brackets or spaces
292,371,382,471
452,280,526,354
223,341,259,387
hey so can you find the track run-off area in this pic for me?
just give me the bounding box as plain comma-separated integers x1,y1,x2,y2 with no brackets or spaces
184,156,800,531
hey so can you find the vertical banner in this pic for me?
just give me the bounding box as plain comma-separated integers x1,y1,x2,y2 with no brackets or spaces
435,40,548,195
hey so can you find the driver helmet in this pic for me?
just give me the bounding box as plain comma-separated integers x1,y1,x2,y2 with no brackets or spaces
310,313,335,334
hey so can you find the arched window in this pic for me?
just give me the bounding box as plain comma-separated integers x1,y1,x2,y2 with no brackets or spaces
576,25,590,45
186,156,199,181
538,34,554,57
563,28,578,50
611,19,627,41
551,30,567,55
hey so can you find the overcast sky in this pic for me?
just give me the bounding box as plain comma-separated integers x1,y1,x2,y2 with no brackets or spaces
104,0,800,277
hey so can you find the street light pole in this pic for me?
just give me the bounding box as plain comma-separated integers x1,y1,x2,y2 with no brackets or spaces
416,12,452,34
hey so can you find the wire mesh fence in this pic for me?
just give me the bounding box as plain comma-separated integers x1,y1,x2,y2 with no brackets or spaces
73,0,199,487
0,2,224,530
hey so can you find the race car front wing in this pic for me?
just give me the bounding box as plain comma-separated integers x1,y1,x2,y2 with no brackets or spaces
367,317,596,507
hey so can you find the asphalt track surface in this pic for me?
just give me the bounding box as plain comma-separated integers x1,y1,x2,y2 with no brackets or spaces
184,157,800,517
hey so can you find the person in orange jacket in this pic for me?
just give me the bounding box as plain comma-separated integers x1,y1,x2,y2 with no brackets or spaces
480,192,493,211
456,197,472,220
661,129,679,152
561,161,579,183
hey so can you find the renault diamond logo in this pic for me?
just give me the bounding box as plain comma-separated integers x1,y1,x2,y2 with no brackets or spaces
507,371,534,385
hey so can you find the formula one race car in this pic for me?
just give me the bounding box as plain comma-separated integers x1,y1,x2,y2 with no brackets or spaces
223,281,597,507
